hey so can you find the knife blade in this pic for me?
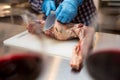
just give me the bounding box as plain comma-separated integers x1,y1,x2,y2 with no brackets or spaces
43,11,56,31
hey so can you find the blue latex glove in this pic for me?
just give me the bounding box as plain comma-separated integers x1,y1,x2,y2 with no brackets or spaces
56,0,83,23
42,0,56,16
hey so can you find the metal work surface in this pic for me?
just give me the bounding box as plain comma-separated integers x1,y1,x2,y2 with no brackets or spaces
0,21,93,80
0,22,93,80
4,31,120,80
36,55,92,80
0,22,26,55
1,22,120,80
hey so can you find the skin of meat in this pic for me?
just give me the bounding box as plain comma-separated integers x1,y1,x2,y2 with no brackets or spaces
27,20,78,40
27,20,45,34
70,25,95,70
44,20,78,40
70,41,82,70
27,19,95,70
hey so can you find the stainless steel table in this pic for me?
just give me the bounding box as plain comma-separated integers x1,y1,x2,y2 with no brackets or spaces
1,15,120,80
36,55,92,80
0,22,93,80
0,22,26,55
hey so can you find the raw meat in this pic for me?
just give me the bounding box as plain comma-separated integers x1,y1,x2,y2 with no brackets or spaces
70,26,94,70
27,20,94,70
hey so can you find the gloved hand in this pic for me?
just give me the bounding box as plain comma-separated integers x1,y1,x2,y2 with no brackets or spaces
42,0,56,16
56,0,83,23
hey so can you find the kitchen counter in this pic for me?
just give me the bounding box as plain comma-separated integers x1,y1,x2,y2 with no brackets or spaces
0,2,120,79
0,22,26,55
2,22,120,80
0,22,93,80
36,55,92,80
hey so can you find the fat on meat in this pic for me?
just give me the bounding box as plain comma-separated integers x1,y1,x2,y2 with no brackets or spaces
26,19,95,70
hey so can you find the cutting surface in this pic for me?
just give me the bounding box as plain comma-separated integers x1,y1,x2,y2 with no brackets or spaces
4,31,78,58
4,31,120,58
3,30,120,80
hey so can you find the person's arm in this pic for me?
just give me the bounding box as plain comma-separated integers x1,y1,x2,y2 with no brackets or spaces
55,0,83,23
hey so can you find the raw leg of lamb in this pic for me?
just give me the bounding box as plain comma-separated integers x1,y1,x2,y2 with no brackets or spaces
26,20,95,70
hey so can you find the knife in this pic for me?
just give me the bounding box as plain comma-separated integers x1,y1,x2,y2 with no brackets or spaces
43,11,56,31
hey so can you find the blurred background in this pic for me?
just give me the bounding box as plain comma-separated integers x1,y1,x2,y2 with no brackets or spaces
0,0,119,80
0,0,43,55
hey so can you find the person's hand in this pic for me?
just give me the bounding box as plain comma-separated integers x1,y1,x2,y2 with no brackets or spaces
42,0,56,16
56,0,82,23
